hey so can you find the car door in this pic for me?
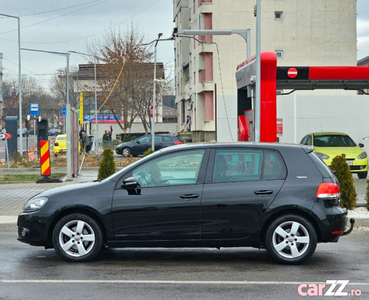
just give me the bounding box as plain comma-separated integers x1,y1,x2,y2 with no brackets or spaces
201,148,286,240
111,149,208,241
131,135,151,155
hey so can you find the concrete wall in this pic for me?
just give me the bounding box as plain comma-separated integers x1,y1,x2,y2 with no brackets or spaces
277,93,369,153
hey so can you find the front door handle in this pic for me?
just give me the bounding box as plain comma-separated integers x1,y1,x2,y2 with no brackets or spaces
180,194,199,200
254,190,273,195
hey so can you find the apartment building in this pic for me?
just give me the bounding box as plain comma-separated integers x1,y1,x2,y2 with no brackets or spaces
173,0,357,142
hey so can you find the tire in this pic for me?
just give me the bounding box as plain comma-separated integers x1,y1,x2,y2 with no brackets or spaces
358,171,367,179
265,214,317,265
52,213,103,262
122,147,131,157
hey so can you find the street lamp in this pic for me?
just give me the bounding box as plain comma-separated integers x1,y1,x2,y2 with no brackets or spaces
0,14,22,154
151,33,163,151
21,48,73,180
72,51,98,153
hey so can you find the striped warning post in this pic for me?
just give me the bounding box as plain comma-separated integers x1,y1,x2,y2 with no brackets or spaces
40,140,51,177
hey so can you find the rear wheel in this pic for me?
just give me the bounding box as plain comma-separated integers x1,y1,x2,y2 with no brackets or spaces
122,147,131,157
52,213,103,262
265,214,317,264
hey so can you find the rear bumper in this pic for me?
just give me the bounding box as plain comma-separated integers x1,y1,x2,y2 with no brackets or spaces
319,211,348,242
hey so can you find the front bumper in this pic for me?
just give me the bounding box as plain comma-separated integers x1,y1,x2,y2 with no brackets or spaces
17,213,51,247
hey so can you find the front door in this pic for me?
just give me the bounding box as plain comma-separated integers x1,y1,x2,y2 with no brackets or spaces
111,149,207,241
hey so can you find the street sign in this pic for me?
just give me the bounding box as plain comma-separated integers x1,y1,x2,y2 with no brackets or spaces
150,105,153,118
62,107,66,116
0,133,12,139
30,103,39,116
287,68,298,79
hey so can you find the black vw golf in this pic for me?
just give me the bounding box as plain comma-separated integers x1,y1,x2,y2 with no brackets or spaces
17,142,352,264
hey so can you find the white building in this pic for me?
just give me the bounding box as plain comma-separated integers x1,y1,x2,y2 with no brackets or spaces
173,0,358,142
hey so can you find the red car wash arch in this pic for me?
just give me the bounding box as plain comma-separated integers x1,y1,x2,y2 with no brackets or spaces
236,51,369,142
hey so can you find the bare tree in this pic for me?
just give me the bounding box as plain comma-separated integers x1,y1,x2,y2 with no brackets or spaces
85,25,166,133
2,75,58,125
49,66,79,109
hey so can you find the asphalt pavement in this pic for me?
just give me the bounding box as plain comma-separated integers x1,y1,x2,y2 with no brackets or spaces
1,167,369,227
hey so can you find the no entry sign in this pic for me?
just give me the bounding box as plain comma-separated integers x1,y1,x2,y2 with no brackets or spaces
287,68,298,78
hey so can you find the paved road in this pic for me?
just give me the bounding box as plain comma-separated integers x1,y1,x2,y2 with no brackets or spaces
0,223,368,300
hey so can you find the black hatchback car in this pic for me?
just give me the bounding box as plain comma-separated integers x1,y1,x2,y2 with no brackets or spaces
115,134,182,157
18,143,352,264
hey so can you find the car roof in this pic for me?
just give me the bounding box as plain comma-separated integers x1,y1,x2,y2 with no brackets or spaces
157,141,311,153
308,132,348,136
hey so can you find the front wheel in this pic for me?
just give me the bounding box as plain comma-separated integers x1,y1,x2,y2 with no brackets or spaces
265,214,317,265
52,213,103,262
122,147,132,157
357,171,367,179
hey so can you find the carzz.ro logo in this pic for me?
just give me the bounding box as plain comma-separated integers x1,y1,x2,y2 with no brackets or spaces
298,280,362,297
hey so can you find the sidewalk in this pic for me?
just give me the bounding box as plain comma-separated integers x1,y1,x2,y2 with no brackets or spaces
1,167,369,227
0,167,99,224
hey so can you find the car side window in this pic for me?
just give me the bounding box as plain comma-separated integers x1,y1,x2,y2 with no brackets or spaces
212,149,263,182
300,135,311,145
163,136,172,141
262,151,286,180
132,150,205,187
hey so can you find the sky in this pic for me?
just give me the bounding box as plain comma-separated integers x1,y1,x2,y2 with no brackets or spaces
0,0,175,91
1,0,369,93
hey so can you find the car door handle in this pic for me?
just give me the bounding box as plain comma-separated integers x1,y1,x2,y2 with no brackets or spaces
180,194,199,200
254,190,273,195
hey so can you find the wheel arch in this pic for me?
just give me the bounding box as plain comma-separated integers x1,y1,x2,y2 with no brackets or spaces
47,207,107,248
259,208,321,245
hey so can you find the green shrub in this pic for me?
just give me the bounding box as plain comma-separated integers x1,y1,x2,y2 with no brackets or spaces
142,148,154,157
98,148,116,180
330,155,357,209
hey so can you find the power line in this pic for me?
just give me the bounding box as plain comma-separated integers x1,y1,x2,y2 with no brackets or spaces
0,0,107,35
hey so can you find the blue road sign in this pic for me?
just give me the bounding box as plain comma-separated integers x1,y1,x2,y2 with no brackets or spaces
30,103,39,116
62,107,66,116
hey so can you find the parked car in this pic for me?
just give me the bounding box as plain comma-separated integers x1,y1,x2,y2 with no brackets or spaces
48,129,61,136
17,128,29,137
300,132,368,179
115,134,182,157
17,142,352,264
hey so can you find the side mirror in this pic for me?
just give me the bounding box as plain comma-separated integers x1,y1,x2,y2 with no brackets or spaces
359,143,364,148
122,176,139,189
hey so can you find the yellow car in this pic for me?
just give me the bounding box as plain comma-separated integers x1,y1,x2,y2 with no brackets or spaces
53,134,82,157
53,134,67,157
300,132,368,179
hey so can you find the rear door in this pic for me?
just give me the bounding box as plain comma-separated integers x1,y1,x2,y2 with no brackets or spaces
201,148,286,239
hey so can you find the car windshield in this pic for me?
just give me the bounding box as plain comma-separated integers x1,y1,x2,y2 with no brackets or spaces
313,135,356,147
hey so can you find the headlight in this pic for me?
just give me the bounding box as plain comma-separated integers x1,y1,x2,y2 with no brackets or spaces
358,152,367,159
315,152,329,160
23,197,48,212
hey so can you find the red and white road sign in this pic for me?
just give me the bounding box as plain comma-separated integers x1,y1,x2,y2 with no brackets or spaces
150,105,153,118
287,67,298,78
0,133,12,139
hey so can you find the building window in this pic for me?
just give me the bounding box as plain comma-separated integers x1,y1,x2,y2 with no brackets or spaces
275,11,283,20
275,50,284,59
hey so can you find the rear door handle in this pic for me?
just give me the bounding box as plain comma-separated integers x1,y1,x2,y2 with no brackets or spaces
254,190,273,195
180,194,199,200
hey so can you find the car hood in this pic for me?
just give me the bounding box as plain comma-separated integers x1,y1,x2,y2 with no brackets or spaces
313,146,365,158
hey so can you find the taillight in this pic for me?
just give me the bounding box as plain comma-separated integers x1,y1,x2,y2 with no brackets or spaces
174,141,182,145
316,182,340,208
54,142,59,146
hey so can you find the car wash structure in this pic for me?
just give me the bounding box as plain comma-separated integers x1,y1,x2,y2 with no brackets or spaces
236,51,369,142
